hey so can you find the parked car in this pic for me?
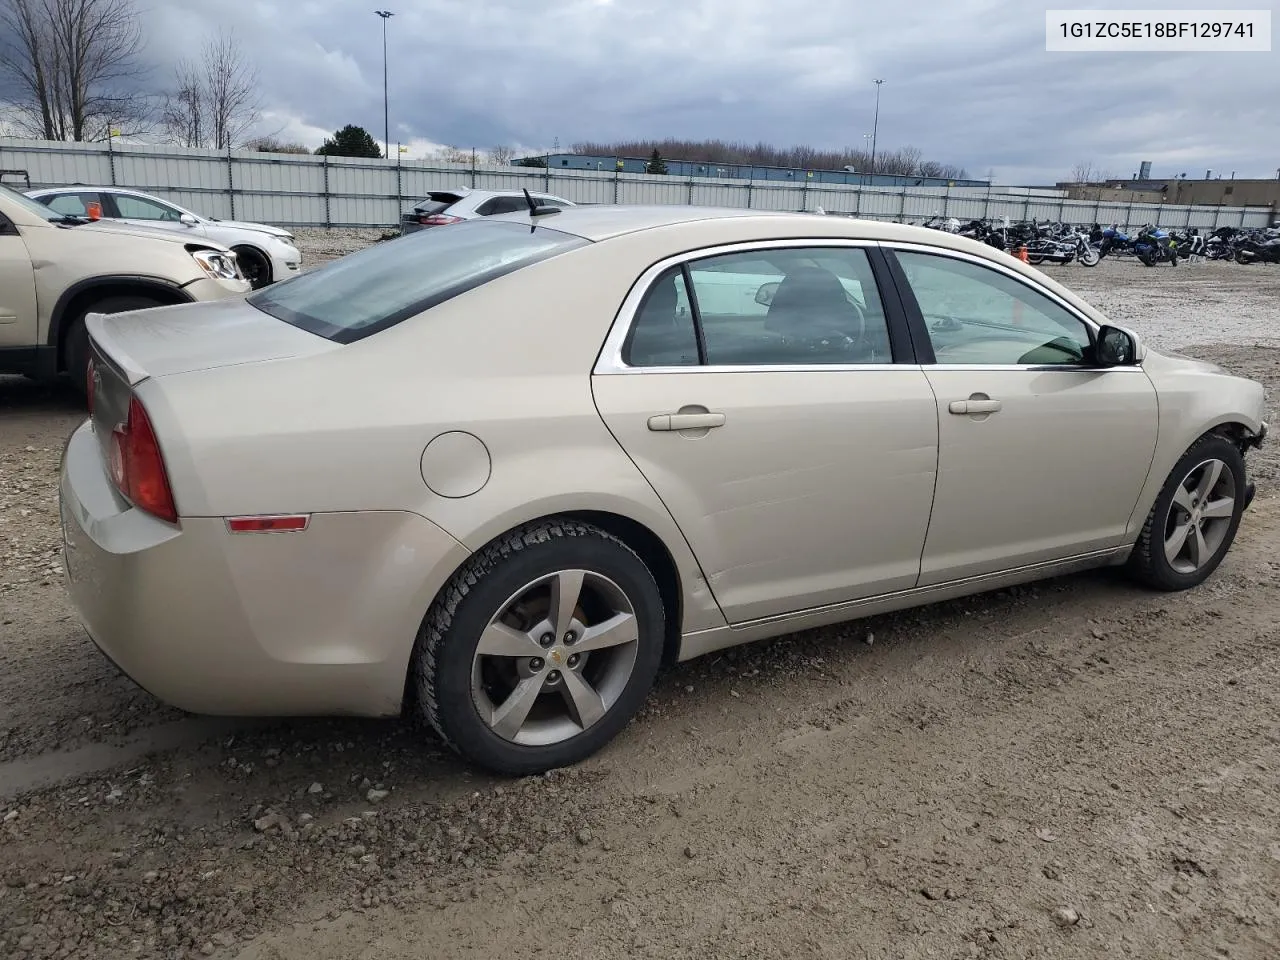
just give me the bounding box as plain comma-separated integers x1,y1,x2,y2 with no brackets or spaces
0,182,249,391
27,186,301,289
400,187,574,233
61,205,1266,776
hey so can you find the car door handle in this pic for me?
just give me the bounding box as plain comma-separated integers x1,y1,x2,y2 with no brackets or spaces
647,412,727,431
948,399,1002,415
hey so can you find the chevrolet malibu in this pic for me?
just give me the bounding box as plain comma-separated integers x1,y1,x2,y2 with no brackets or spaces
60,206,1268,775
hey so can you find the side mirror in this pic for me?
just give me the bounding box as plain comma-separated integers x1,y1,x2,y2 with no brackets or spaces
179,213,199,226
1096,325,1137,367
755,281,779,306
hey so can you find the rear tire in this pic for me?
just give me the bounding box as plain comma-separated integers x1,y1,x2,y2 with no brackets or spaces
65,295,163,397
412,520,666,775
1127,435,1247,592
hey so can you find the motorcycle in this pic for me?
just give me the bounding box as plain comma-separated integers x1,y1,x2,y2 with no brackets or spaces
1097,225,1137,259
1024,231,1099,267
1134,225,1178,266
1235,235,1280,264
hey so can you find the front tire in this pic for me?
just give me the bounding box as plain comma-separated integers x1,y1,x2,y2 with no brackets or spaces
232,246,272,289
413,520,665,775
1127,435,1247,591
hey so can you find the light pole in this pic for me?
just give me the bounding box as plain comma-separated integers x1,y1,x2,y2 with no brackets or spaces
376,10,394,158
862,133,873,185
869,78,884,175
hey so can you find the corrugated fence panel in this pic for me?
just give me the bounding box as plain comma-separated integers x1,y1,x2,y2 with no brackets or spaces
2,139,1271,231
0,141,109,187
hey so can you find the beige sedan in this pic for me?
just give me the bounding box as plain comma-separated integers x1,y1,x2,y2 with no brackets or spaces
60,206,1267,774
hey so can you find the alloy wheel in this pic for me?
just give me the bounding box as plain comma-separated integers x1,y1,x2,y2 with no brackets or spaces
471,569,640,746
1164,458,1236,574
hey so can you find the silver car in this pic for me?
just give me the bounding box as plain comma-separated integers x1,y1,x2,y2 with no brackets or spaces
60,205,1267,775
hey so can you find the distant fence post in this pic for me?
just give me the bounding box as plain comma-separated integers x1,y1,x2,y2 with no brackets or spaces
746,174,753,209
544,166,550,192
470,149,476,189
226,147,236,219
613,166,619,204
322,156,331,228
687,176,694,204
396,146,403,222
942,185,951,219
107,136,117,185
1126,200,1134,232
1022,194,1031,222
898,189,906,222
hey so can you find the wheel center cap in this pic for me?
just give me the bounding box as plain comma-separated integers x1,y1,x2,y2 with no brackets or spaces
548,648,565,666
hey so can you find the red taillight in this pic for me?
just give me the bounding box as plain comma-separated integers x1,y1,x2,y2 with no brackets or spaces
85,357,96,415
419,214,462,226
108,396,177,523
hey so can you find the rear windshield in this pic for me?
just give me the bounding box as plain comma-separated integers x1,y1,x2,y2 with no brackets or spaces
248,220,587,343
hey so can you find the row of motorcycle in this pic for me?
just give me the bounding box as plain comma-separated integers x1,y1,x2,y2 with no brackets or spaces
913,216,1280,267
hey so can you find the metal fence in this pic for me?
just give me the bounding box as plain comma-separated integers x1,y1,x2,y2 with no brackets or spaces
2,138,1272,232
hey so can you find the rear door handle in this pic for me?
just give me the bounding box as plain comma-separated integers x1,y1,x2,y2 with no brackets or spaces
948,399,1002,415
648,412,727,431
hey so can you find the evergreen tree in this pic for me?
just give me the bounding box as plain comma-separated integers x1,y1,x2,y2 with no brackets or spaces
315,124,383,158
645,149,668,175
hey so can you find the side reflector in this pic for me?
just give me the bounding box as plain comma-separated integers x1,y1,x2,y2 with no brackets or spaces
226,515,310,534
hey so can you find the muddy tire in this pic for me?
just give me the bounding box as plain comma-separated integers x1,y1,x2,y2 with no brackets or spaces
412,520,665,776
1127,435,1247,592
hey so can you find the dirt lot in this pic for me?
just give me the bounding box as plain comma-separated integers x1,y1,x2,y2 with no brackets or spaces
2,252,1279,960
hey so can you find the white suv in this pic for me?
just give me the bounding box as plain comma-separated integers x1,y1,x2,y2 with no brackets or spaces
400,187,574,233
28,186,301,289
0,183,249,393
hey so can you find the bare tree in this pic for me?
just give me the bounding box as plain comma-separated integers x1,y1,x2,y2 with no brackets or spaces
488,144,514,164
434,145,471,164
1069,160,1098,184
161,28,261,149
0,0,149,140
159,59,205,147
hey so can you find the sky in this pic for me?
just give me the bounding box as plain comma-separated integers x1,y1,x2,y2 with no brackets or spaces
9,0,1280,184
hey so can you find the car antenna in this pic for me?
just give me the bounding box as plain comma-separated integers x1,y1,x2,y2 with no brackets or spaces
522,187,560,218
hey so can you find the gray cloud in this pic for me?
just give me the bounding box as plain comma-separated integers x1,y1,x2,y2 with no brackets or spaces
61,0,1280,182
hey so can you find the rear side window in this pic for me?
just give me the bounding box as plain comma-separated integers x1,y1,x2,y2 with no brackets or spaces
248,220,587,343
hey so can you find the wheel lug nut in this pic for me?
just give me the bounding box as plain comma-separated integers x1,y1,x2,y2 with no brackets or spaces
564,631,577,645
529,658,544,671
539,633,554,648
548,670,561,683
567,654,580,668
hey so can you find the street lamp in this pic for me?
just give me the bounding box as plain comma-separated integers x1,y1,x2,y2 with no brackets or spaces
376,10,394,158
869,78,884,175
862,133,873,185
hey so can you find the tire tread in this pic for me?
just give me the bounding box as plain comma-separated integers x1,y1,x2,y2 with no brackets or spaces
413,519,647,761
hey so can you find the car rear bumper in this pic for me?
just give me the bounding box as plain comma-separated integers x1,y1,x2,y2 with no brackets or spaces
59,420,469,718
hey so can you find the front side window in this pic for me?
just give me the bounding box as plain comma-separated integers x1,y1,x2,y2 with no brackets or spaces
113,194,183,221
44,192,101,217
895,251,1092,365
686,246,892,365
249,219,587,343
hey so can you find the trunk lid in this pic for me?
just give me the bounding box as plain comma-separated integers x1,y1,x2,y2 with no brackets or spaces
85,298,337,385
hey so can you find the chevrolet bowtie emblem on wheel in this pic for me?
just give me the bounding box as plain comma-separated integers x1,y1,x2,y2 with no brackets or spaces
550,650,563,664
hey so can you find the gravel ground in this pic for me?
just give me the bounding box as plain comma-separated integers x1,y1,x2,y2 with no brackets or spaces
2,239,1279,960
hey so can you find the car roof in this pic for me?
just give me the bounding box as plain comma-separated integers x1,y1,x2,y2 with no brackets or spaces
31,185,155,198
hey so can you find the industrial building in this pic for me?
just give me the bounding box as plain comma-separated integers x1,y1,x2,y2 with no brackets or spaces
514,153,989,188
1058,174,1280,214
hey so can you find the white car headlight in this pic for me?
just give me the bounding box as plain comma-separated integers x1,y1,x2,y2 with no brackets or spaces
191,249,242,281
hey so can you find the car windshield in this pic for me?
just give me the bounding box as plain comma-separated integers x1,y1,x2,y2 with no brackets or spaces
0,183,72,222
248,219,587,343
